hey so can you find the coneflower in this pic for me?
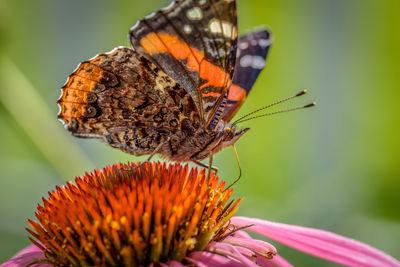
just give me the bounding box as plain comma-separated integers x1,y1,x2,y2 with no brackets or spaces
3,162,399,267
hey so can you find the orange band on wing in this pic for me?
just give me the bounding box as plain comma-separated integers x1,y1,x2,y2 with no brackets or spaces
201,91,222,98
228,84,247,102
140,33,229,89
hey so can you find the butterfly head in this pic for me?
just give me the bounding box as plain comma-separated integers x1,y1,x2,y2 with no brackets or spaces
220,124,250,147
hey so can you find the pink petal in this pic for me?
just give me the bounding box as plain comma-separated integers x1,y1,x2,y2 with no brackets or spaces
232,216,400,267
208,241,256,259
207,242,259,266
270,255,294,267
189,251,247,267
232,230,253,239
185,256,209,267
169,260,186,267
223,236,277,258
256,254,294,267
1,245,50,267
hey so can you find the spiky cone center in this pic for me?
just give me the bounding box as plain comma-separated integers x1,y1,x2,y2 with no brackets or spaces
27,162,241,266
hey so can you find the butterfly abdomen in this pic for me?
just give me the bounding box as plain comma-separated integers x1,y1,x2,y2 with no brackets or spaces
209,93,228,129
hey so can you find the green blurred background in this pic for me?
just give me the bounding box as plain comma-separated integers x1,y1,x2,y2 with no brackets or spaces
0,0,399,265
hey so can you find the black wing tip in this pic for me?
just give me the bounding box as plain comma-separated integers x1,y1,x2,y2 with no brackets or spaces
242,26,271,37
239,27,273,48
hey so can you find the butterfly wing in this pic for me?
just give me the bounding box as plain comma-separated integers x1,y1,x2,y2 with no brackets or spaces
221,28,272,122
58,47,199,156
129,0,238,127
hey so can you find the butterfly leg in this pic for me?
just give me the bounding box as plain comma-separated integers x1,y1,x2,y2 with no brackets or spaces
207,152,214,182
118,137,171,175
144,137,171,162
224,145,242,192
191,160,219,175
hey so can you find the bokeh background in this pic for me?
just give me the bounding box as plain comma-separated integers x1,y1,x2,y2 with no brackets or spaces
0,0,399,265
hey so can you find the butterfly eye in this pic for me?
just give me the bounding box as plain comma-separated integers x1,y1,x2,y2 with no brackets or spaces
223,127,234,141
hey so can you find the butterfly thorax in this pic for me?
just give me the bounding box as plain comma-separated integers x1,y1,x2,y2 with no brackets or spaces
187,121,249,161
143,119,248,162
158,123,221,162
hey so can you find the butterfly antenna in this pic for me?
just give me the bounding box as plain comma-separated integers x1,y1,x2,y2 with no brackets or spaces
224,145,242,192
234,102,316,125
232,89,309,125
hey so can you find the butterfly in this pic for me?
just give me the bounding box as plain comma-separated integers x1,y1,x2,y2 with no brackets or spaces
58,0,273,167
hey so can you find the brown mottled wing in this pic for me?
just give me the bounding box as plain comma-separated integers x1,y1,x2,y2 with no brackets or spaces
129,0,238,128
58,47,199,156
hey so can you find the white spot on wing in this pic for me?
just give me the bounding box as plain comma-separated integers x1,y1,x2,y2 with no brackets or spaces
145,12,157,19
209,19,222,34
57,101,62,116
187,7,203,20
166,1,190,17
184,25,192,34
208,19,237,38
130,20,140,31
252,56,266,69
239,42,249,50
240,55,252,67
58,118,67,126
240,55,266,69
161,1,176,11
259,39,272,47
222,22,234,38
